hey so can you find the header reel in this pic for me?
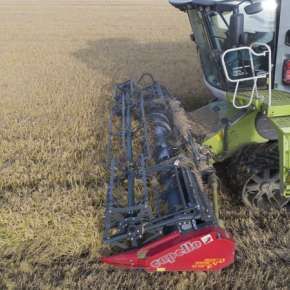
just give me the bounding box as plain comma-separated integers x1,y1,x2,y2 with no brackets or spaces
101,75,235,271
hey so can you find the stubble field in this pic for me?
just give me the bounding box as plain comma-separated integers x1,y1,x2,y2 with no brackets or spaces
0,0,289,289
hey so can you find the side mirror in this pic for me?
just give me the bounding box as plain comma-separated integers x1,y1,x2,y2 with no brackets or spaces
222,48,254,81
229,13,244,46
221,44,272,109
244,2,263,15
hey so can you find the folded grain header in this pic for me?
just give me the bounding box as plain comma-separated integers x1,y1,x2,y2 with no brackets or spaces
101,0,290,271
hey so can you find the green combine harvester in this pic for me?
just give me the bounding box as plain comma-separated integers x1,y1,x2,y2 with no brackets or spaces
170,0,290,209
101,0,289,271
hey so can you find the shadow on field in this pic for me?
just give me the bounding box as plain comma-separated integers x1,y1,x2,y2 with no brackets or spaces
73,38,211,110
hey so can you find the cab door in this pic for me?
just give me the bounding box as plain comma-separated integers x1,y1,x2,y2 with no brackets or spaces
187,9,225,90
274,0,290,92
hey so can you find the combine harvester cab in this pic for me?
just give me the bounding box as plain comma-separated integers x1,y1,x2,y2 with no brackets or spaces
169,0,290,209
101,76,235,272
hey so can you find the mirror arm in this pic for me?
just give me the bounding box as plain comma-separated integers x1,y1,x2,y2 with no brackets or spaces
235,0,253,7
219,12,229,28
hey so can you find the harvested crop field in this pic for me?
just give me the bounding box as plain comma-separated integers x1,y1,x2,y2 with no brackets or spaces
0,0,289,289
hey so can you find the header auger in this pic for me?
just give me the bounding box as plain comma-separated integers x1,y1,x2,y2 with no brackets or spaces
102,0,290,272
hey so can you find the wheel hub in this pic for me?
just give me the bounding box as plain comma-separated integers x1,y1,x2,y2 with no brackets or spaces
242,168,287,209
260,182,272,193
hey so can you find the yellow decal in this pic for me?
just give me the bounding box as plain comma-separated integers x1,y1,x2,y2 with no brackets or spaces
192,258,225,270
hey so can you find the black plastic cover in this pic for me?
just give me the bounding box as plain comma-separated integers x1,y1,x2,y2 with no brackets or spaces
169,0,216,10
169,0,237,11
